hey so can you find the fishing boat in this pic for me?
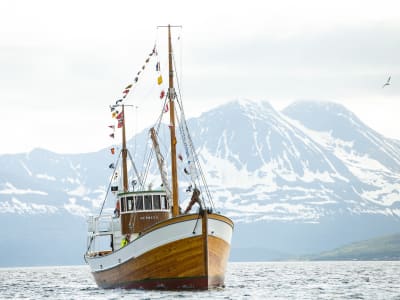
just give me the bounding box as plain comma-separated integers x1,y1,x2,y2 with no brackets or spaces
84,25,234,290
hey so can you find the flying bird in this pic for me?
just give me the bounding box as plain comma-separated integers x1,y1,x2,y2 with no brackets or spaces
382,76,391,88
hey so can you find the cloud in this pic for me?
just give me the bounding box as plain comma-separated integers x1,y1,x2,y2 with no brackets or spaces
0,0,399,154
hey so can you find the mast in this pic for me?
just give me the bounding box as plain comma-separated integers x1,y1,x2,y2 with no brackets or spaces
121,105,129,192
150,127,172,200
168,24,179,217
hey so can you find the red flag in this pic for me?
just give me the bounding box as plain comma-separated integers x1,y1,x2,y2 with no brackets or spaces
116,111,124,120
160,90,165,99
163,103,169,113
118,119,123,128
123,89,129,94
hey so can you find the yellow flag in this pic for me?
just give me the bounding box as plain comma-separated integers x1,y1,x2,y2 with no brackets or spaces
157,75,163,85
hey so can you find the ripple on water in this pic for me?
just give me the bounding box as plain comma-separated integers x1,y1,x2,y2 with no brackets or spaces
0,262,400,299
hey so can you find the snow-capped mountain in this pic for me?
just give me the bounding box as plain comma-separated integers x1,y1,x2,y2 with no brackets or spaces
188,100,400,223
1,99,399,265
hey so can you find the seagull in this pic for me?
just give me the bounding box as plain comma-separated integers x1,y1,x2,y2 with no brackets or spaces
382,76,391,88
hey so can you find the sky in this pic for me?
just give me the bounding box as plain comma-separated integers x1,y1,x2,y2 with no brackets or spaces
0,0,399,154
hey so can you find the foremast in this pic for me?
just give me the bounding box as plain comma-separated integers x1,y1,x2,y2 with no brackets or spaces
121,105,129,192
168,24,179,217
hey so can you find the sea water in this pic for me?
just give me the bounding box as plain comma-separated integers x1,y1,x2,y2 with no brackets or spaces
0,261,399,299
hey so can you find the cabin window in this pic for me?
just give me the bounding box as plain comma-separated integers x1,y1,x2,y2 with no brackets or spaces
120,197,126,212
153,195,161,209
161,195,168,209
144,195,152,210
127,196,134,211
135,196,143,210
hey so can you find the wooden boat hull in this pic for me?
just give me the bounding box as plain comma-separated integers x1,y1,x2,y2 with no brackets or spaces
86,213,233,289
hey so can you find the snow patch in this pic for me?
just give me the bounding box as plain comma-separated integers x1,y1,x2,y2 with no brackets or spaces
0,197,58,214
36,173,56,181
0,182,48,196
64,198,90,217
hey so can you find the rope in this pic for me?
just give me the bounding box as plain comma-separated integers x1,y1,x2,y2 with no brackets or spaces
172,53,216,211
99,151,122,216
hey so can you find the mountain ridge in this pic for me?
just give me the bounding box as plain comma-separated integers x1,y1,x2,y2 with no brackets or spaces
1,99,399,266
307,232,400,261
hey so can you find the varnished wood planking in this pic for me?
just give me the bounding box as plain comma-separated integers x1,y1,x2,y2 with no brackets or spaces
93,235,207,288
121,211,170,234
208,236,230,278
91,212,233,289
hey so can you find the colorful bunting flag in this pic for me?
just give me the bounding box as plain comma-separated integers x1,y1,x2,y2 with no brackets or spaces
108,125,115,130
164,103,169,113
160,90,165,99
109,163,115,169
110,147,115,154
108,45,159,123
116,111,124,120
118,118,123,128
109,133,115,138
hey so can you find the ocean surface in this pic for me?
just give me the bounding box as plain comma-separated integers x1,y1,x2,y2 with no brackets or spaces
1,261,399,299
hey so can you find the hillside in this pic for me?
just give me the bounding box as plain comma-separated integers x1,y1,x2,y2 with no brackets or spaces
308,233,400,261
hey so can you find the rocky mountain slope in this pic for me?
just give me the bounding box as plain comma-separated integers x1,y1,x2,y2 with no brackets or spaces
1,99,399,266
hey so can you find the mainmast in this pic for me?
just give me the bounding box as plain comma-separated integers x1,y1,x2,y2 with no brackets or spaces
168,25,179,217
121,105,129,192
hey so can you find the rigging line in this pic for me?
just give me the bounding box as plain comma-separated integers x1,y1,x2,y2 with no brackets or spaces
127,149,144,189
128,210,138,236
179,109,215,209
171,62,213,210
99,151,122,216
172,52,184,110
133,105,139,157
141,94,168,187
85,235,94,256
192,211,202,234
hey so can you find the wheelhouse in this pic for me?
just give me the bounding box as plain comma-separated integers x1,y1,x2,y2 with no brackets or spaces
118,190,171,234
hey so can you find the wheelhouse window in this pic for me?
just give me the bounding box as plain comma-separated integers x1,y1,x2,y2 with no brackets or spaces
144,195,152,210
127,196,134,211
120,197,126,212
161,195,168,209
153,195,161,209
135,196,143,210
